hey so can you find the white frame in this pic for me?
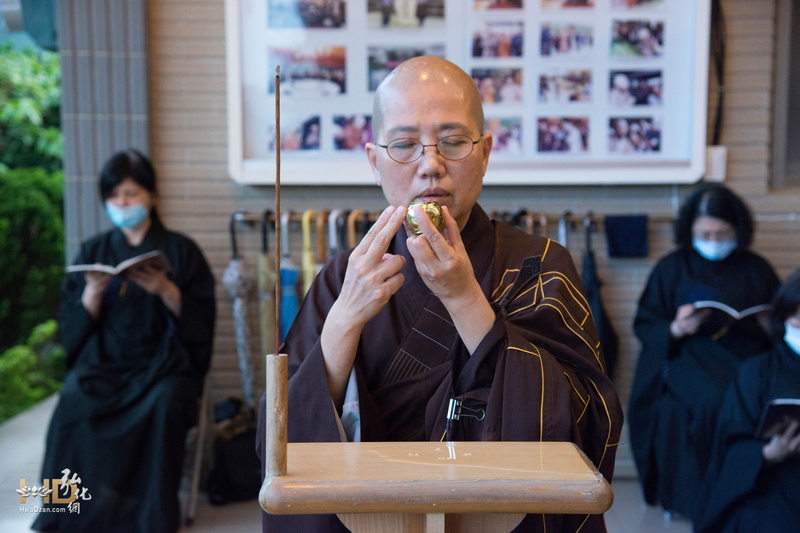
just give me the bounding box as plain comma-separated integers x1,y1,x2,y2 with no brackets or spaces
226,0,711,185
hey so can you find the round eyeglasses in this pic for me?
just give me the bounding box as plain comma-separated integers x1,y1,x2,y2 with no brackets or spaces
376,134,482,164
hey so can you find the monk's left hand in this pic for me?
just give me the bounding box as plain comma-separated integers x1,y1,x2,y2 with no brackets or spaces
125,263,174,297
406,205,478,305
406,205,494,354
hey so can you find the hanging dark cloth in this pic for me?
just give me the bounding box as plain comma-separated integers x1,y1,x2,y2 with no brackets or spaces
604,214,648,258
581,214,618,378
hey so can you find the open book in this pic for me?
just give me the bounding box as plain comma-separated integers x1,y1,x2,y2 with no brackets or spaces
692,300,771,321
66,250,171,276
756,398,800,439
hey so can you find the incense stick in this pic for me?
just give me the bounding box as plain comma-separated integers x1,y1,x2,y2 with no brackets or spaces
274,66,282,356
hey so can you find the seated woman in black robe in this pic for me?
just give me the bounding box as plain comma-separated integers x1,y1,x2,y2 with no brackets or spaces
32,149,216,533
628,183,780,522
695,268,800,532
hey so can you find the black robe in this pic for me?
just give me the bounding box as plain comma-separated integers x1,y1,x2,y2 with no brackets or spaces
695,343,800,533
257,204,622,533
32,216,216,533
628,247,779,520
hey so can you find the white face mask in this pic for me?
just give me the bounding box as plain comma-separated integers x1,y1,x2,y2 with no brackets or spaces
692,237,737,261
785,323,800,355
105,202,149,229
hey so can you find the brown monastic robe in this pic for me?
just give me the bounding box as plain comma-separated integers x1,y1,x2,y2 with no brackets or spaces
257,204,622,533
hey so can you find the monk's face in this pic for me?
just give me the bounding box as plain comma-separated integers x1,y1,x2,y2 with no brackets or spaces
366,59,492,231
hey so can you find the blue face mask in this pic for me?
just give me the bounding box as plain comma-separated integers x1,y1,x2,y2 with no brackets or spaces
105,202,149,229
692,237,737,261
785,323,800,356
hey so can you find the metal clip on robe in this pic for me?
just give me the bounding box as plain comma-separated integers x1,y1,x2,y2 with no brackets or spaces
446,398,486,422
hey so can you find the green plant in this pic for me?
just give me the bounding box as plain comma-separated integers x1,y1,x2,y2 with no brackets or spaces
0,43,62,172
0,320,65,423
0,167,64,351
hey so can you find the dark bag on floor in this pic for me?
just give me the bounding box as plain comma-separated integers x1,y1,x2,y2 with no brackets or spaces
207,398,261,504
207,427,261,504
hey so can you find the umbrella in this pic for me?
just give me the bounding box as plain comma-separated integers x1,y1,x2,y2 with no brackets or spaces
347,209,364,248
257,209,277,359
558,210,573,247
279,211,300,342
327,209,343,260
221,212,258,408
301,210,317,297
316,209,330,265
581,212,618,379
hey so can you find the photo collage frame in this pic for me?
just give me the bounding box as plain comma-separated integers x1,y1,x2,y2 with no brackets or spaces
226,0,710,184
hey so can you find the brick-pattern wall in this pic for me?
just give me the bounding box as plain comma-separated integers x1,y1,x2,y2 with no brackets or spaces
145,0,800,477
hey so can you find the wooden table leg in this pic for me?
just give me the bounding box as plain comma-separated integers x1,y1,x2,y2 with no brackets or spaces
338,512,525,533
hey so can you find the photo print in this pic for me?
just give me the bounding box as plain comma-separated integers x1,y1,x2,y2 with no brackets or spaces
610,19,664,57
608,70,662,107
611,0,664,9
608,116,661,153
472,20,524,58
539,69,592,104
368,0,446,29
537,117,589,153
267,0,346,29
269,46,346,96
333,114,373,150
367,44,446,91
268,114,322,151
472,68,523,104
473,0,523,9
485,117,523,155
540,22,594,58
542,0,595,8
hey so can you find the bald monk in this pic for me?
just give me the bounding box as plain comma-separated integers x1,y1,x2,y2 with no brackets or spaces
257,56,622,533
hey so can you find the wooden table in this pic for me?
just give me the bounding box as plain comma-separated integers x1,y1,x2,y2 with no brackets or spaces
260,440,612,533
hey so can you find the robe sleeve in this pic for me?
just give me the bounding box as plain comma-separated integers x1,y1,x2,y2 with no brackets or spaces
432,237,622,482
626,254,681,502
695,354,771,532
57,245,99,369
170,237,216,376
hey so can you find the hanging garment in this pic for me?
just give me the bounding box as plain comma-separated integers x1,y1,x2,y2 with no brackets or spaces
581,214,618,379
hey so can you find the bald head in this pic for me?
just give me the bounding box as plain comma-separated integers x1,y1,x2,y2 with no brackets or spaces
372,56,484,141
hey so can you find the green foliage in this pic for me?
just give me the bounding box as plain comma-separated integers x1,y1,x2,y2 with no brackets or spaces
0,43,62,172
0,167,64,351
0,320,65,424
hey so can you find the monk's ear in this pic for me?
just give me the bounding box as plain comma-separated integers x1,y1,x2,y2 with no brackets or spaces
365,143,382,186
480,132,493,175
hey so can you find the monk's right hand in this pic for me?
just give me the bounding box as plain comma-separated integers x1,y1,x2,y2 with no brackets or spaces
321,206,406,405
670,303,710,338
333,205,407,328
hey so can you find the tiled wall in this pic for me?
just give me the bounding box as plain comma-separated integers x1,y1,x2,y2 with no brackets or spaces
130,0,800,477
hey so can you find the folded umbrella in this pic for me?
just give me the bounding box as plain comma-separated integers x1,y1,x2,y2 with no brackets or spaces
221,212,258,408
279,211,300,342
257,209,277,358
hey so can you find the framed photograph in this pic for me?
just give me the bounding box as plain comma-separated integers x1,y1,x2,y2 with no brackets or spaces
368,44,446,91
539,22,594,58
472,20,524,58
608,70,662,107
608,116,661,153
485,117,524,155
539,68,592,104
537,117,590,153
226,0,711,184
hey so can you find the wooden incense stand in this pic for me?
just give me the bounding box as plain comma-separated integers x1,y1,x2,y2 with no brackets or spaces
259,353,612,533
